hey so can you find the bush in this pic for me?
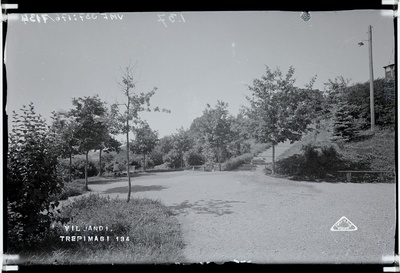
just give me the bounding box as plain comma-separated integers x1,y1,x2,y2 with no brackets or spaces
275,144,346,180
275,154,305,177
7,103,63,250
220,142,269,171
57,180,88,201
71,158,98,178
183,149,205,166
57,158,99,180
57,160,72,182
148,149,164,167
222,153,254,171
97,152,116,174
163,149,183,169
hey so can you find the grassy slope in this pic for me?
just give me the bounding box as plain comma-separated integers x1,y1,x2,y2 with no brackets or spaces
341,129,396,172
277,120,337,161
277,119,395,172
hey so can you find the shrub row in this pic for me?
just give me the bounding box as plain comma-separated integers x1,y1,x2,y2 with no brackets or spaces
275,144,367,181
56,180,89,201
222,153,254,171
58,159,98,180
222,143,270,171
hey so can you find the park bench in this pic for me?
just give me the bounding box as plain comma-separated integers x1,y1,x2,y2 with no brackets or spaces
251,158,267,165
191,165,205,171
337,170,395,182
121,165,136,176
191,164,217,171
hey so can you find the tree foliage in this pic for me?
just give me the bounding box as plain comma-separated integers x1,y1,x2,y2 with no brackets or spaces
346,78,395,129
50,110,80,181
70,95,109,152
131,122,159,170
323,76,351,107
246,66,318,173
7,103,63,249
69,95,110,189
190,101,233,170
227,111,252,157
332,102,366,141
97,134,121,176
162,128,194,168
329,78,395,141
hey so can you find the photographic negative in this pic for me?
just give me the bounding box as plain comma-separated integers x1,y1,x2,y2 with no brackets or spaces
3,3,397,270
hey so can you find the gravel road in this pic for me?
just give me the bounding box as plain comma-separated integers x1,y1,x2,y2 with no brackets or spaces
86,169,396,264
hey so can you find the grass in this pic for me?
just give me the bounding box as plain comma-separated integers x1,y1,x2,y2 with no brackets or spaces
341,128,395,172
57,180,89,200
275,119,395,182
57,176,128,200
14,194,186,264
104,185,166,194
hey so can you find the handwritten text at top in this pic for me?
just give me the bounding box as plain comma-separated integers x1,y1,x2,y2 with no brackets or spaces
21,13,124,24
157,13,186,28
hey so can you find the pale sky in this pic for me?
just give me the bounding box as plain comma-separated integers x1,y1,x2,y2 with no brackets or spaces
5,10,395,139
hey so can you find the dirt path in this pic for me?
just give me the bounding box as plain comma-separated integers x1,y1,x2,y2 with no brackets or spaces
83,170,396,264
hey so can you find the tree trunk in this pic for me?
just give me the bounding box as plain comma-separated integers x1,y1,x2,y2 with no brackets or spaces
69,153,72,182
98,149,102,176
126,119,131,203
271,143,275,175
143,154,146,171
181,154,183,168
85,151,89,190
218,146,222,171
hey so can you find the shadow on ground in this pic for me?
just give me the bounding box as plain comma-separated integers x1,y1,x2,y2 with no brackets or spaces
169,199,245,217
85,173,156,185
104,184,167,194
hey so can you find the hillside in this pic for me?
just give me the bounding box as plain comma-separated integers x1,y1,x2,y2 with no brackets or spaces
276,119,395,179
277,120,336,161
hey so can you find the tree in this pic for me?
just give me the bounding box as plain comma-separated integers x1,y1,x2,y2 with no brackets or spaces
69,95,109,190
183,148,205,166
332,102,366,141
246,66,317,174
227,111,252,157
131,122,159,171
345,78,395,129
193,101,233,171
147,148,164,167
174,128,194,168
323,76,351,107
162,128,194,169
98,135,121,176
96,105,122,176
7,103,63,248
158,135,175,154
50,111,79,181
111,64,170,202
328,77,395,141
